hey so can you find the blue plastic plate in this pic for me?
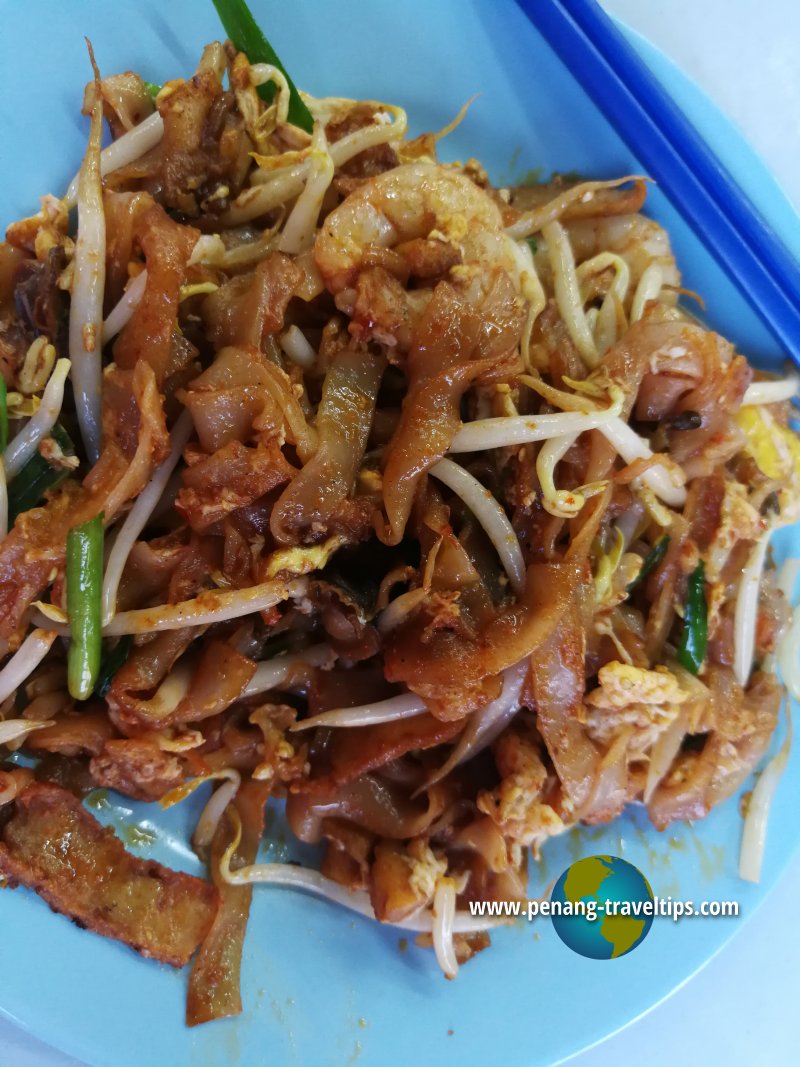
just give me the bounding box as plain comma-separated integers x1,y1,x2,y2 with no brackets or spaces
0,2,798,1065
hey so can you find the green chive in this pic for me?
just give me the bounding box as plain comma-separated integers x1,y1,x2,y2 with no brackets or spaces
7,424,76,525
94,635,133,699
66,513,104,701
144,81,162,102
627,535,671,593
676,561,708,676
527,237,538,255
212,0,314,133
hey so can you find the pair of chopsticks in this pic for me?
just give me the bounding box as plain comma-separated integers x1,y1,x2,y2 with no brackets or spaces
514,0,800,369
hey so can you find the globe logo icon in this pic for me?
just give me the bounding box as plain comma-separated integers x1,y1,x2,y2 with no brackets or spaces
550,855,654,959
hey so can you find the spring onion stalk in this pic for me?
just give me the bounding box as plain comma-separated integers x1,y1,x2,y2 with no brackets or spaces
676,561,708,675
94,635,133,699
0,629,57,705
291,692,427,731
3,358,71,479
101,270,148,344
212,0,313,132
101,410,193,624
64,111,164,207
7,424,75,525
430,458,526,596
627,536,670,593
66,514,104,700
741,375,799,406
68,49,106,465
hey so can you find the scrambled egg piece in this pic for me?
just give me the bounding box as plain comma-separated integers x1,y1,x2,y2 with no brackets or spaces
407,839,448,901
249,705,307,783
477,729,565,851
261,535,345,580
585,662,687,755
586,662,687,710
737,405,800,521
6,194,73,260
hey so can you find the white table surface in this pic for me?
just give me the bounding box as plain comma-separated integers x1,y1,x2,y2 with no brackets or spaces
2,2,798,1064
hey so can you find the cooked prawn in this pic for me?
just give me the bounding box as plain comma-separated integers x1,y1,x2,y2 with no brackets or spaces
561,213,680,303
315,160,523,303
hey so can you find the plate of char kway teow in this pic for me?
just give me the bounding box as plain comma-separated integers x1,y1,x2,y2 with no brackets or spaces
0,1,799,1065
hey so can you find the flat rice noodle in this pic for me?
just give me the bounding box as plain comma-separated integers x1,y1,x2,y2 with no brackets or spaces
318,818,374,891
635,373,695,422
155,72,250,215
113,204,200,384
687,470,726,553
0,782,218,967
177,438,296,532
221,520,255,588
89,737,184,801
166,533,220,604
384,561,584,696
528,564,600,812
647,670,780,829
170,640,256,725
179,344,315,458
158,71,222,199
286,774,449,842
0,362,168,642
369,840,430,923
116,534,191,613
187,778,270,1026
271,347,384,545
106,628,197,733
308,663,397,716
667,345,751,480
202,253,302,349
25,710,114,758
102,190,154,309
580,749,629,826
598,308,690,422
293,714,464,797
380,277,524,545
